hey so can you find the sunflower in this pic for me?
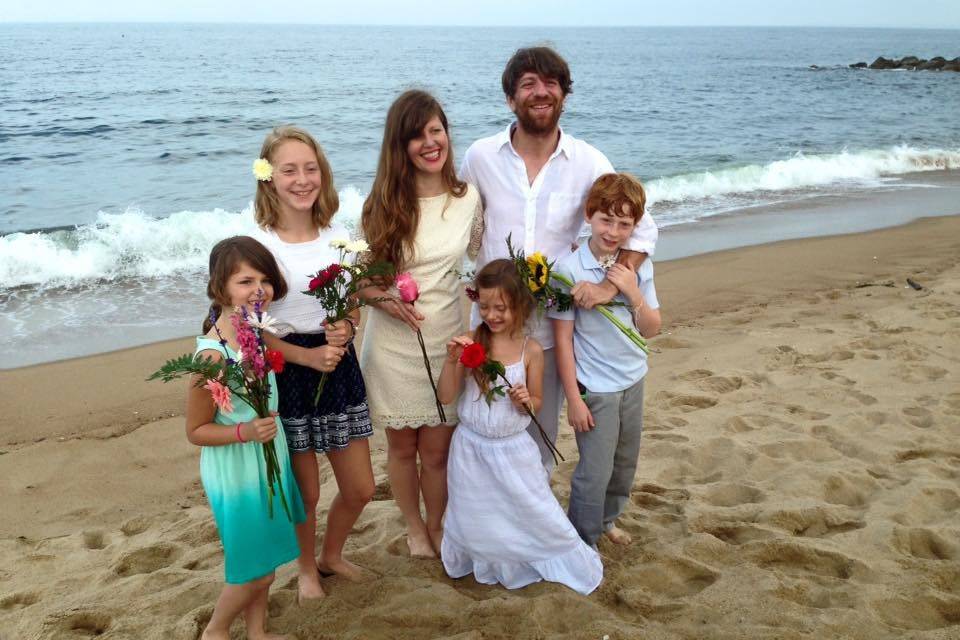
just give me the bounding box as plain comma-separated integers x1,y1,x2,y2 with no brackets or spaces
525,252,549,293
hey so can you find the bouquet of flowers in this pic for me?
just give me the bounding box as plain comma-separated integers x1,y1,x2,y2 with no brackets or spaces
506,234,649,354
458,342,564,466
303,239,394,404
149,304,292,520
395,272,447,424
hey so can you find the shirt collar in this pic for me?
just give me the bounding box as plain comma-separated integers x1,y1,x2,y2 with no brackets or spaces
577,241,603,271
498,123,571,160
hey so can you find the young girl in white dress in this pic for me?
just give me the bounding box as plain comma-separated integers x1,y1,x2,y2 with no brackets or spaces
436,259,603,595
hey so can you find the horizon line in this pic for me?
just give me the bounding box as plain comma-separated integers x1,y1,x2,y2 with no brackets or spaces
2,21,959,30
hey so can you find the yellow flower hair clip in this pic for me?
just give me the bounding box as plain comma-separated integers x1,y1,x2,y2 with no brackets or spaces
252,158,273,181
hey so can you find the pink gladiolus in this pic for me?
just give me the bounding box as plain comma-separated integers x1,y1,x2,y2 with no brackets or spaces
395,272,419,303
204,379,234,413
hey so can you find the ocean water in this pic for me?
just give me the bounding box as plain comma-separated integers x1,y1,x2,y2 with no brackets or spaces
1,24,959,366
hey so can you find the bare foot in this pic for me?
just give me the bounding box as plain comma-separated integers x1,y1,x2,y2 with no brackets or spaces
200,630,230,640
604,526,632,545
427,527,444,557
297,571,326,605
248,632,291,640
407,531,437,558
317,557,371,582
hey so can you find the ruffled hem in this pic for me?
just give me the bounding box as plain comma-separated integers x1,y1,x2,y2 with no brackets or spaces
440,535,603,595
374,413,459,430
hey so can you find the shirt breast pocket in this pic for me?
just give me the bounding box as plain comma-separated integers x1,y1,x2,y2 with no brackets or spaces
546,192,585,239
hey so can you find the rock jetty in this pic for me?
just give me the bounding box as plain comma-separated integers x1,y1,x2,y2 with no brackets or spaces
850,56,960,71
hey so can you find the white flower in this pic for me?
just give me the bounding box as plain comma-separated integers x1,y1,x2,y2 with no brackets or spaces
598,253,618,271
234,349,244,365
329,238,349,249
252,158,273,181
247,311,280,335
345,239,369,253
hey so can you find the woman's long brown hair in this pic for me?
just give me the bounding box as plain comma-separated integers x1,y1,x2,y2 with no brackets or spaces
361,90,466,272
471,259,534,394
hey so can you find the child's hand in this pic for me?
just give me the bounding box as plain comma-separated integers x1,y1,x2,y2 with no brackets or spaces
606,264,640,299
304,344,346,372
241,414,279,443
507,383,532,410
323,319,354,347
567,397,595,432
445,335,474,363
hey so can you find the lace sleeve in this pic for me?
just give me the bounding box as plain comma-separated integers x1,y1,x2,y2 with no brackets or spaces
467,197,484,261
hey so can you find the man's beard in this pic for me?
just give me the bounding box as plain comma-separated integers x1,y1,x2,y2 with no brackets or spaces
514,96,563,136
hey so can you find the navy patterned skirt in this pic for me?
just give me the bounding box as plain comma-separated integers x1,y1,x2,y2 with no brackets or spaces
275,332,373,454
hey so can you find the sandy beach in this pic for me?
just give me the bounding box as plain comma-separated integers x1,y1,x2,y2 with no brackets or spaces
2,215,959,640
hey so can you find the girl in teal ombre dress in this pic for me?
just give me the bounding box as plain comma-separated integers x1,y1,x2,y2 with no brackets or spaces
186,236,305,640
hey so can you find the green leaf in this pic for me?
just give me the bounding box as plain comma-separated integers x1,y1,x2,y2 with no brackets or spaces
147,353,222,383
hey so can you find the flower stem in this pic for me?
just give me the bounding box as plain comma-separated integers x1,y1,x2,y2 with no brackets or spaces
550,272,649,353
496,373,564,466
416,328,447,424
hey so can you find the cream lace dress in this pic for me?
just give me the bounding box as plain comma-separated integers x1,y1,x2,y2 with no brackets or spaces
360,185,483,429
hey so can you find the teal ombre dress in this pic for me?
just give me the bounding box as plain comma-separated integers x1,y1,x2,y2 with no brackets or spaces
195,337,306,584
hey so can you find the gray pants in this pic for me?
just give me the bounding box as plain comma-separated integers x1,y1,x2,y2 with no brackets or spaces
528,347,565,474
567,378,645,546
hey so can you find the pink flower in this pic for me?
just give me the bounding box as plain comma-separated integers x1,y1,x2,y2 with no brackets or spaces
204,379,234,413
395,272,419,304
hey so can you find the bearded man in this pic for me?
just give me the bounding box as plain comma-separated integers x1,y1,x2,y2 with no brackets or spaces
461,46,659,471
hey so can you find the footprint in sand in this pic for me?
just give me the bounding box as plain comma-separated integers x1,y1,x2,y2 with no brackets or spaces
781,404,831,421
630,484,690,516
701,483,765,508
697,375,744,394
800,348,855,364
902,364,949,384
723,413,791,434
655,336,694,349
42,610,113,638
693,519,777,546
942,393,960,417
820,371,856,386
621,554,719,601
82,530,107,550
772,579,857,610
760,506,866,538
902,406,935,429
111,542,182,577
371,479,393,501
892,487,960,527
120,516,150,537
655,391,719,412
676,368,713,381
744,540,867,580
646,432,690,443
871,595,960,631
892,526,957,561
0,590,40,610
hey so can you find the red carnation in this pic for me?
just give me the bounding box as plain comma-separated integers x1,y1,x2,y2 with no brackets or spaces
265,349,285,374
459,342,487,369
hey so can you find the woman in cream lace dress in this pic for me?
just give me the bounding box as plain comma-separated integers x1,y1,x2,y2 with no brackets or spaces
359,90,482,557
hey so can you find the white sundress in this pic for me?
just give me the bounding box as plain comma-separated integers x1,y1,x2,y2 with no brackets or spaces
441,340,603,595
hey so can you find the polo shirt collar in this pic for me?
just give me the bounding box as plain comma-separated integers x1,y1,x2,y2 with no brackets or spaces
577,241,603,271
499,123,571,160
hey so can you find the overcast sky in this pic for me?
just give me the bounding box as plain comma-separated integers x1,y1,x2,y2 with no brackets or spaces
3,0,960,29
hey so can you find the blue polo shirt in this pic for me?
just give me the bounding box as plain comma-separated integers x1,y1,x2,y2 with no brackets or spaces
548,243,659,393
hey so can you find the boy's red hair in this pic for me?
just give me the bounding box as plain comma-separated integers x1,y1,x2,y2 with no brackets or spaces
585,173,646,222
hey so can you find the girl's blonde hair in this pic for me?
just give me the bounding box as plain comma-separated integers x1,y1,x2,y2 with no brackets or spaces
361,90,466,273
254,126,338,230
471,259,534,393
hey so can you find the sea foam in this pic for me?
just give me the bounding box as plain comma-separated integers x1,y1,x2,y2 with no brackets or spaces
1,147,957,291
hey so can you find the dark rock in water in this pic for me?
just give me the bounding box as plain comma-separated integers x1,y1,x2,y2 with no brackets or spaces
919,56,946,70
861,55,957,72
869,56,896,69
